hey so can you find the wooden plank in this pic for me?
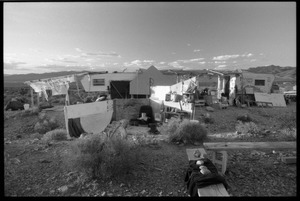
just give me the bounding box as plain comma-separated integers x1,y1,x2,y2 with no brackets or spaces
281,157,296,164
186,148,207,161
197,183,229,196
204,142,296,151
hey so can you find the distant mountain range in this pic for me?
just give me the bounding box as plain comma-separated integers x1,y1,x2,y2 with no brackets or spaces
3,65,296,87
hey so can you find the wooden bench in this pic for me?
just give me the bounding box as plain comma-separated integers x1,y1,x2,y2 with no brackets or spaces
186,148,229,196
203,141,296,174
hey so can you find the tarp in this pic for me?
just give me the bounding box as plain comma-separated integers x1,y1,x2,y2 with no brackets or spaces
254,93,286,107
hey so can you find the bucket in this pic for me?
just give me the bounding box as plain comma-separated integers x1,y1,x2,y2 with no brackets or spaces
24,104,30,110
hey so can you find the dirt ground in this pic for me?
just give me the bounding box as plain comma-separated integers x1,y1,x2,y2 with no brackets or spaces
4,102,297,196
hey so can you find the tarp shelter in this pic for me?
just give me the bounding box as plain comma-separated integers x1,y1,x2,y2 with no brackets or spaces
24,74,77,106
78,71,137,98
130,66,177,98
64,100,114,137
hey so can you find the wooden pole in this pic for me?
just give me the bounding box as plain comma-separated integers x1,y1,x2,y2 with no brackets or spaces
31,88,34,107
37,92,40,106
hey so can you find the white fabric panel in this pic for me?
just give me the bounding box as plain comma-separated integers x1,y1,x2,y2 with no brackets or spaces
80,111,113,134
65,100,113,119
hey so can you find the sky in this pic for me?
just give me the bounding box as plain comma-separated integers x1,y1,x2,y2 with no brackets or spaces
4,2,296,74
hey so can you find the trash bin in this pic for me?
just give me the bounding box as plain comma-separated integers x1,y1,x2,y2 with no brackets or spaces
24,104,30,110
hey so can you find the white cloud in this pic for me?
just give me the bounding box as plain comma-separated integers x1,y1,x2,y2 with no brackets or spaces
159,61,166,65
213,54,240,61
217,64,227,68
171,52,176,55
168,61,184,69
187,43,191,46
189,58,205,62
250,59,257,62
214,61,226,64
241,53,253,57
4,61,27,70
198,61,206,64
193,49,201,52
75,48,82,52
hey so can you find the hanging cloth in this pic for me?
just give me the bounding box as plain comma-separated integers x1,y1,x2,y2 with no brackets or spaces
51,82,69,96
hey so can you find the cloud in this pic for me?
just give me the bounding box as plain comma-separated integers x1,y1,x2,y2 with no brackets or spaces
189,58,205,62
86,51,120,57
75,48,82,52
193,49,201,52
37,64,93,72
50,57,78,64
214,61,226,64
213,54,240,61
168,61,184,69
123,59,155,68
217,64,227,68
250,59,257,62
4,61,27,70
241,53,253,57
171,52,176,55
187,43,191,46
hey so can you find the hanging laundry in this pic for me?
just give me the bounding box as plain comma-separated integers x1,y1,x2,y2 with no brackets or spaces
29,82,52,93
51,83,69,96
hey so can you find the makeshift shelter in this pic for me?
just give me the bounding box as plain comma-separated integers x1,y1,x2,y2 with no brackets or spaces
24,72,115,138
130,66,177,98
24,74,76,106
79,71,137,99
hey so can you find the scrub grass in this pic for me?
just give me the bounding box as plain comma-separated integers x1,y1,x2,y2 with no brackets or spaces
167,119,207,144
66,134,143,180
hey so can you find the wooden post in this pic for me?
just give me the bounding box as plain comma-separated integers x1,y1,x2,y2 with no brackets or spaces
220,151,228,174
30,88,34,107
65,92,70,106
37,92,40,106
64,106,70,139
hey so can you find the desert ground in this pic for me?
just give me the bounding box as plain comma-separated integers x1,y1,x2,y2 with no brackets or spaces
4,101,296,196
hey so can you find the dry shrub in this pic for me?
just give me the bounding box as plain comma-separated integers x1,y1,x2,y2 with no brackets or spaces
236,114,252,123
277,113,296,130
20,106,40,117
235,121,260,135
42,129,68,141
167,119,207,144
67,134,142,180
34,113,60,134
279,128,296,141
203,113,214,124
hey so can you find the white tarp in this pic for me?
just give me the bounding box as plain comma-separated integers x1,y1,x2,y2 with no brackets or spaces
254,93,286,107
64,100,114,136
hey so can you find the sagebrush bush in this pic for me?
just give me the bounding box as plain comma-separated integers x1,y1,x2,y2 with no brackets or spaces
167,119,207,144
280,128,296,141
34,113,60,134
277,113,296,130
236,114,252,122
235,120,260,135
203,114,214,124
20,107,40,117
67,134,142,180
42,129,68,141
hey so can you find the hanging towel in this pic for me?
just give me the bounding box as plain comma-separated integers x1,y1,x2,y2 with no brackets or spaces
68,118,86,138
